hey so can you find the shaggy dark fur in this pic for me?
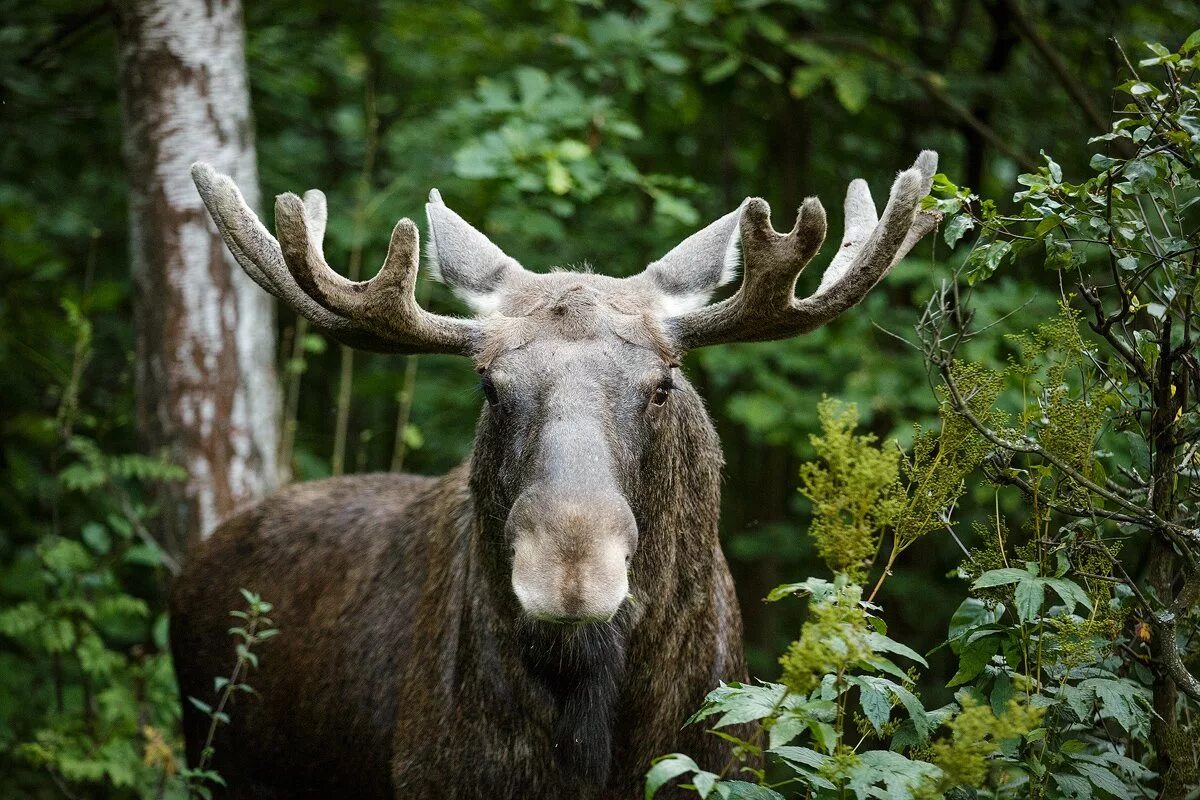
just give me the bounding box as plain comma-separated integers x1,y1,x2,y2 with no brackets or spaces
177,150,939,799
171,298,749,799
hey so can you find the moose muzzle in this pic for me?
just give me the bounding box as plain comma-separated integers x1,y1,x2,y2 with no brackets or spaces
507,489,637,624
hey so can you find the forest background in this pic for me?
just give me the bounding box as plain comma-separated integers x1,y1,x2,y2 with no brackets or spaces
2,1,1199,797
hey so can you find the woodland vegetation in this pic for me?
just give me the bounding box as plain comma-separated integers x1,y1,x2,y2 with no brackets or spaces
1,1,1199,798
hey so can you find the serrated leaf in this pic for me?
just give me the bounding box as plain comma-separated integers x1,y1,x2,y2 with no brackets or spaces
1043,578,1093,613
865,632,929,667
714,781,786,800
1053,773,1093,799
645,754,698,799
1073,761,1134,799
1014,578,1045,622
770,745,829,770
972,567,1034,589
767,711,807,749
855,679,891,733
947,636,997,687
942,214,974,248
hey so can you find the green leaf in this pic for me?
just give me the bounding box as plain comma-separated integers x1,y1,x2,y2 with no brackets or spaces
1053,773,1093,799
990,670,1014,714
770,746,829,771
947,597,1002,642
1182,29,1200,53
856,680,891,733
1014,578,1045,622
703,57,741,84
1043,577,1093,613
855,676,930,739
1082,677,1149,733
1072,761,1134,799
789,66,826,98
972,567,1034,589
830,69,869,114
686,682,788,728
943,214,974,248
647,51,687,75
714,781,786,800
767,711,808,749
765,577,836,603
546,159,572,195
849,750,942,796
693,771,719,799
947,636,997,687
864,632,928,667
963,240,1012,285
80,522,111,555
645,754,698,799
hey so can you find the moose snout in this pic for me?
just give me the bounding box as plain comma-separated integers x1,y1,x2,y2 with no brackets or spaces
508,490,637,624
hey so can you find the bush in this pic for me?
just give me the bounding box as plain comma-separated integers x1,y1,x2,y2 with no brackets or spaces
648,33,1200,800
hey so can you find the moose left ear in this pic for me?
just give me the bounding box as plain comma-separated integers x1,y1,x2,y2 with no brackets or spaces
425,189,528,316
639,200,747,316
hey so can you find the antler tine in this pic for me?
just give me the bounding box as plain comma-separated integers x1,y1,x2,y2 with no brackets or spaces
667,196,828,348
274,195,476,355
669,151,939,350
191,162,477,356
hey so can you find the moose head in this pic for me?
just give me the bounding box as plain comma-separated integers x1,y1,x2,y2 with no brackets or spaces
190,153,939,627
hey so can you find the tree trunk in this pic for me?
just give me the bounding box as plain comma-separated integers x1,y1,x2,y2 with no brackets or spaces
116,0,279,556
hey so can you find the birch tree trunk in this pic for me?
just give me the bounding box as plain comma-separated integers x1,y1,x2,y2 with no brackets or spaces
116,0,279,556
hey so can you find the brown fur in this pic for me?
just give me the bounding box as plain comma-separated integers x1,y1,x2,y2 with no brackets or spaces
176,152,939,797
171,292,749,799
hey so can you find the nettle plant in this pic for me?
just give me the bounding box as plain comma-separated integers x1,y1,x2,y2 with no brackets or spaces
648,35,1199,800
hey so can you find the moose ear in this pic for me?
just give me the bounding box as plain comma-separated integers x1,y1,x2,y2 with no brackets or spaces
639,201,746,316
425,189,526,316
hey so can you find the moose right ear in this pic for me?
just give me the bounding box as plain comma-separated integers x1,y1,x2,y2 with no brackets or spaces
425,189,527,316
639,200,748,316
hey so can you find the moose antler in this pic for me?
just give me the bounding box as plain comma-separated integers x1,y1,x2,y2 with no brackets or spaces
668,151,940,349
191,163,479,355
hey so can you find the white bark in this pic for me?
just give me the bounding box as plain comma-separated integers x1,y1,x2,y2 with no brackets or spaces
117,0,279,552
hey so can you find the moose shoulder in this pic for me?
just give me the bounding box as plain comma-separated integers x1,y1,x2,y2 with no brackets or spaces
170,152,939,799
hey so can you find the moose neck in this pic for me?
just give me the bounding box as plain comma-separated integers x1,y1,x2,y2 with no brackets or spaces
461,387,726,785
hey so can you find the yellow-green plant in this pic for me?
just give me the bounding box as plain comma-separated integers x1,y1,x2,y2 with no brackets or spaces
649,34,1199,799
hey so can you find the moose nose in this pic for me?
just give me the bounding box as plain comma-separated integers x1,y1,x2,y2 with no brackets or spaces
508,491,637,624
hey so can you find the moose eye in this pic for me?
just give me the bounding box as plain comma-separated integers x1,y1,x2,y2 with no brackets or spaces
481,375,500,407
650,378,673,407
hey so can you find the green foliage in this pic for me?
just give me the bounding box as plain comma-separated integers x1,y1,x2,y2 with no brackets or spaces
798,400,903,581
652,38,1200,795
0,301,273,798
182,590,278,799
0,304,189,797
5,1,1200,796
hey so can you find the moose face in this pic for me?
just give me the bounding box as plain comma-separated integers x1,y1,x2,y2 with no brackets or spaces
469,274,690,624
191,151,939,627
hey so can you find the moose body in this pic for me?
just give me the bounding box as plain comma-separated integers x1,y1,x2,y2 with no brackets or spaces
172,151,938,798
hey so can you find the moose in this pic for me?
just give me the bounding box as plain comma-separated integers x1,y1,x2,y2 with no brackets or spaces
171,150,939,799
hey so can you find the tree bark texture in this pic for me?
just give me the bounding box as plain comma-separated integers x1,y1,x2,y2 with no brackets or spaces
116,0,279,555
